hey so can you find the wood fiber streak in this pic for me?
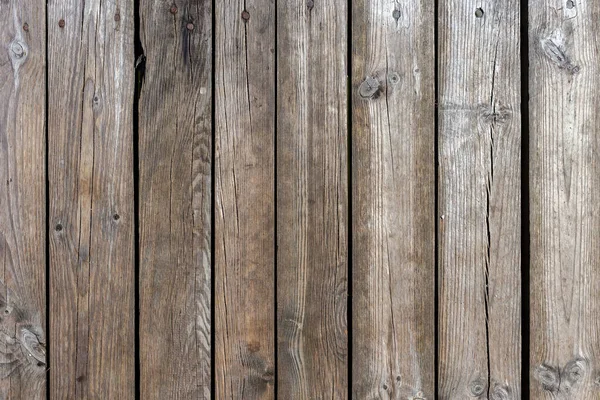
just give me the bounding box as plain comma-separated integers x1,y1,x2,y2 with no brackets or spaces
48,0,135,397
138,1,212,399
351,0,435,399
277,0,348,398
530,0,600,398
0,1,46,398
214,0,275,398
438,0,521,398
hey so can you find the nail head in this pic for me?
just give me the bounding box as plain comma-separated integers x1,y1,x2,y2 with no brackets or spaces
170,4,178,14
59,19,65,28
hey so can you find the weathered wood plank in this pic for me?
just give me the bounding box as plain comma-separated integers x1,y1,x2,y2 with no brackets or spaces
214,0,275,398
276,1,348,398
138,2,212,399
529,1,600,398
48,1,135,398
0,2,46,398
351,0,435,398
438,0,521,398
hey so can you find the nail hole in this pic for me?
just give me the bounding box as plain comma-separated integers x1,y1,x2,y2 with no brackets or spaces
37,362,45,367
475,8,484,18
113,214,120,221
392,9,401,20
55,224,63,232
382,384,388,390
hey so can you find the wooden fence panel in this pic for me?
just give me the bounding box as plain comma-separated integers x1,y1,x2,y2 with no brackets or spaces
351,1,435,399
138,1,212,399
0,2,46,398
276,1,349,398
214,0,276,398
529,1,600,398
438,0,521,398
48,1,135,398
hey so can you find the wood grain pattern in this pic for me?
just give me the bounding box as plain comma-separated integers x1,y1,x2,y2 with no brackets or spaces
138,1,212,399
351,0,435,399
438,0,521,398
0,1,46,398
48,1,135,398
529,1,600,398
276,1,348,398
214,0,275,398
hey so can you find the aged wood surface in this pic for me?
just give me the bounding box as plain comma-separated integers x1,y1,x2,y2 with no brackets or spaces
0,1,46,398
48,0,135,398
438,0,521,398
138,1,212,399
351,0,435,399
277,1,348,398
530,1,600,398
214,0,275,398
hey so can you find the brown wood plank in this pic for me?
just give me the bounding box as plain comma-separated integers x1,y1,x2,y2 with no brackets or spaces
276,1,348,397
438,0,521,398
351,0,435,398
214,0,275,397
48,1,135,398
0,2,46,398
138,2,212,399
529,1,600,398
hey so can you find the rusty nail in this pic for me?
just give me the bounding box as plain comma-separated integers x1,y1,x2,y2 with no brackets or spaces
114,13,121,21
59,19,65,28
241,10,250,21
170,4,178,14
23,23,29,32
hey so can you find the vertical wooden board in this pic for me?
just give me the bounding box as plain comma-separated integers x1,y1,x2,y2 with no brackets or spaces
351,0,434,399
138,1,212,399
48,1,135,398
529,1,600,398
438,0,521,398
277,1,348,398
214,0,275,398
0,1,46,398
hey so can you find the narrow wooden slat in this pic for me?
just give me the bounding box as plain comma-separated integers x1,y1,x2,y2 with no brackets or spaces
214,0,275,397
138,1,212,399
276,1,348,397
438,0,521,398
48,1,135,397
0,2,46,398
529,1,600,397
351,0,435,398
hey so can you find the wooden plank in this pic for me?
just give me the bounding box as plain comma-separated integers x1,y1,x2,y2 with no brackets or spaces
351,0,435,398
138,2,212,399
529,1,600,398
276,1,348,397
438,0,521,398
47,1,135,398
214,0,275,397
0,1,46,398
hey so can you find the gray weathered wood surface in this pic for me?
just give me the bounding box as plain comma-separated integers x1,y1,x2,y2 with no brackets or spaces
530,0,600,398
277,0,349,397
48,0,135,397
351,0,435,399
438,0,522,398
214,0,276,398
138,1,212,399
0,1,46,398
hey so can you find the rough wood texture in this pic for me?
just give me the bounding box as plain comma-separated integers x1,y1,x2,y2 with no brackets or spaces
351,0,435,399
138,1,212,399
0,2,46,398
48,1,135,398
529,1,600,398
277,1,348,398
214,0,275,398
438,0,521,398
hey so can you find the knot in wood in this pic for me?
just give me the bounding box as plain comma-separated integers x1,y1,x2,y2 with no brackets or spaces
10,42,25,59
388,72,400,85
469,379,486,397
490,385,510,400
359,77,380,99
563,358,587,386
20,328,46,366
535,364,560,392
